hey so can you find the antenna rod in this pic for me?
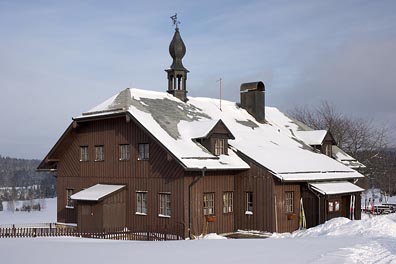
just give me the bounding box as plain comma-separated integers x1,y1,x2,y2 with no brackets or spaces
217,78,222,111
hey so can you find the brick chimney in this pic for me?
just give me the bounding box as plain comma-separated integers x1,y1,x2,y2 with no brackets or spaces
240,81,265,123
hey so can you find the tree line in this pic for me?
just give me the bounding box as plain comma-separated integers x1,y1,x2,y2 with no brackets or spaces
0,155,56,209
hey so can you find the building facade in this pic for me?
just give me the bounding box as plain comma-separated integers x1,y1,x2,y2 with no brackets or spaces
38,23,364,238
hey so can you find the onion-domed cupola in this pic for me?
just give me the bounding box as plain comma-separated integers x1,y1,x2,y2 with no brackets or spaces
166,14,189,102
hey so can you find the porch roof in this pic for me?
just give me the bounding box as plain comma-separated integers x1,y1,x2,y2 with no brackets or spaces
70,184,125,201
309,181,364,195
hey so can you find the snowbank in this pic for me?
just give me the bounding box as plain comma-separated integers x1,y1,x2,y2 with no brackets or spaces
194,233,227,240
272,214,396,239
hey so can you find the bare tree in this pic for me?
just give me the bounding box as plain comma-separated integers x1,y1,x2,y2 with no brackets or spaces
289,101,388,157
289,101,394,193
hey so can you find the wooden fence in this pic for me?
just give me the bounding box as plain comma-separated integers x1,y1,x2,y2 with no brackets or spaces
0,224,184,241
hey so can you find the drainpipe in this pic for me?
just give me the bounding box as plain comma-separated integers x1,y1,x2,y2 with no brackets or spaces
188,166,206,239
307,184,322,225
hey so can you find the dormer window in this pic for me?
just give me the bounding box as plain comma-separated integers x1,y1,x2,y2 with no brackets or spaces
324,144,332,157
214,138,226,156
194,120,235,157
294,130,336,158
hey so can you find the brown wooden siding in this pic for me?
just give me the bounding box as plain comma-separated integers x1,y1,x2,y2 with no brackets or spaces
274,182,300,232
102,189,126,230
76,189,127,234
327,193,361,221
234,156,276,233
302,184,362,228
301,185,321,228
185,170,237,236
51,114,362,236
56,116,185,236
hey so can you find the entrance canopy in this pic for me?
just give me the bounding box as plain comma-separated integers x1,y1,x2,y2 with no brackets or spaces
70,184,125,201
309,181,364,195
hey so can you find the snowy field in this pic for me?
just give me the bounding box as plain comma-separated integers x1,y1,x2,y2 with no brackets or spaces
0,197,396,263
0,197,56,227
0,214,396,264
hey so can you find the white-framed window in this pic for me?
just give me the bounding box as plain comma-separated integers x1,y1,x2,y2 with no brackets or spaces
246,192,253,213
334,201,340,212
136,191,147,215
159,193,171,217
214,138,225,156
80,146,89,161
95,145,104,161
328,201,334,212
285,191,294,213
203,192,215,215
223,192,233,213
66,188,74,208
139,143,149,160
119,144,130,160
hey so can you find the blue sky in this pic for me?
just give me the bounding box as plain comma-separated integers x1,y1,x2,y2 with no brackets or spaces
0,0,395,159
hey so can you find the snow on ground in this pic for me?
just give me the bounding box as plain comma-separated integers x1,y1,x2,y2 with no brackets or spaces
0,198,56,227
1,197,396,263
0,213,395,263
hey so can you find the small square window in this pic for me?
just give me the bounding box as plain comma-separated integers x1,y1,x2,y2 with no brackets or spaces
203,193,215,215
139,143,149,160
80,146,89,161
335,201,340,211
119,144,130,160
159,193,171,217
95,145,104,161
223,192,233,213
328,201,334,212
66,189,74,208
246,192,253,213
136,192,147,215
285,191,294,213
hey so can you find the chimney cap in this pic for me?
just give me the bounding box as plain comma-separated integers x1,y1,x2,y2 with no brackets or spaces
240,81,265,92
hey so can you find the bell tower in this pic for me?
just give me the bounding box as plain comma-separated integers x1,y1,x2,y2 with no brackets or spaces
166,14,189,102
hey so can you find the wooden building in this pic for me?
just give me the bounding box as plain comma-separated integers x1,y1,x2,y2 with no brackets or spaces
38,22,364,237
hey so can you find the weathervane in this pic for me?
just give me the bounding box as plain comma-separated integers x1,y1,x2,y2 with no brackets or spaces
170,13,180,29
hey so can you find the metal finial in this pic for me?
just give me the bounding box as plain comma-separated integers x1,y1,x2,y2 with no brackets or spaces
170,13,180,29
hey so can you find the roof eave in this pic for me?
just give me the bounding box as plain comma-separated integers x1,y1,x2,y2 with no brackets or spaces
37,123,74,171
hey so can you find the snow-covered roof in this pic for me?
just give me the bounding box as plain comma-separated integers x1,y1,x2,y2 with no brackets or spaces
332,146,366,169
309,182,364,195
75,88,364,181
277,171,363,182
70,184,125,201
293,130,328,146
265,108,365,169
